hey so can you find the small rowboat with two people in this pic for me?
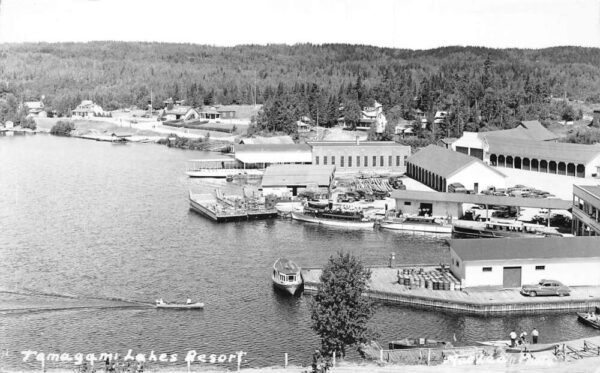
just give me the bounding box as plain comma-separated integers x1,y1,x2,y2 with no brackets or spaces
272,258,303,295
578,311,600,329
155,299,204,310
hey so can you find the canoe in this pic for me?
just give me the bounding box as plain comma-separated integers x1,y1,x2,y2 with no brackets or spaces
577,312,600,329
156,302,204,309
505,343,558,353
388,338,452,350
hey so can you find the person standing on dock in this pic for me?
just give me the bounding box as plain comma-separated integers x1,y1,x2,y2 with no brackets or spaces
510,330,517,347
532,328,539,344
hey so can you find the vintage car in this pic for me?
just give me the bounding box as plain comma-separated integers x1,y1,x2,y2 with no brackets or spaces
520,279,571,297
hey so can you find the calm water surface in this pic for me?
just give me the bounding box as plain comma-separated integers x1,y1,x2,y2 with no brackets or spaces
0,135,598,369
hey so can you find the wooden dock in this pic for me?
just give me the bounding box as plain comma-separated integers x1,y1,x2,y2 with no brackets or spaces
301,266,600,314
189,192,278,222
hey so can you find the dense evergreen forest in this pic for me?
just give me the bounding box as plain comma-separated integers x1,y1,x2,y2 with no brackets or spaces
1,42,599,138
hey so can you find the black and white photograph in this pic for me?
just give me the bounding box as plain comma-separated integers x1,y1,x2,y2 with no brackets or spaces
1,1,600,372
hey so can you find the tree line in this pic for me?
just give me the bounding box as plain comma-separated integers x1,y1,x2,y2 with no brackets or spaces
1,42,599,139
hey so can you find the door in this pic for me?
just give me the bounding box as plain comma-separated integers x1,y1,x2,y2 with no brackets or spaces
503,266,522,288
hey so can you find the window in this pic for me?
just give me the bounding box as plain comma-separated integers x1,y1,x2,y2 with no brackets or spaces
535,265,545,270
389,155,392,167
357,156,360,167
364,156,368,167
340,156,344,167
380,156,384,167
324,156,328,165
404,155,408,165
331,156,335,165
373,156,377,167
482,267,492,272
348,156,352,167
315,156,319,165
456,260,460,267
404,201,411,206
396,155,400,166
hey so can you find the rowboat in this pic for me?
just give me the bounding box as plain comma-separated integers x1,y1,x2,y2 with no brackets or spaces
272,258,303,295
577,312,600,329
388,338,453,350
155,301,204,310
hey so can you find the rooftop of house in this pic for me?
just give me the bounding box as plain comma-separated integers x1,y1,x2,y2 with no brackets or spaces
407,144,505,179
308,141,403,147
238,135,295,145
451,237,600,262
577,185,600,199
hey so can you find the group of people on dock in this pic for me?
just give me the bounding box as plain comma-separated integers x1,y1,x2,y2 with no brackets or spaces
510,328,539,347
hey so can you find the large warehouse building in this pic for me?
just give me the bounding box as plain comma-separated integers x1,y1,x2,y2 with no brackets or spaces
308,141,411,174
451,122,600,178
406,145,506,193
450,237,600,288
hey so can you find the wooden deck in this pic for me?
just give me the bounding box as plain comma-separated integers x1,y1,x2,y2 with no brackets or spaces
301,266,600,314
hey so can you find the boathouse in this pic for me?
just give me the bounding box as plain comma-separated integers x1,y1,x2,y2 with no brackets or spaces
450,237,600,288
308,141,410,174
573,184,600,236
391,189,572,219
233,144,312,169
261,165,335,197
406,145,506,193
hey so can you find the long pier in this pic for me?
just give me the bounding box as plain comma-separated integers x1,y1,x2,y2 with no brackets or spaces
301,266,600,314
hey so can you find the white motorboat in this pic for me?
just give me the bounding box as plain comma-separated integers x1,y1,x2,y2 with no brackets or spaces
272,258,303,295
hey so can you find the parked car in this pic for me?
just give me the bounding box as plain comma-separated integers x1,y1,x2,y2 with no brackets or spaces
448,182,468,193
520,279,571,297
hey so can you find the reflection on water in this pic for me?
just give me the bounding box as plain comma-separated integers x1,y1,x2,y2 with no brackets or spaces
0,136,599,370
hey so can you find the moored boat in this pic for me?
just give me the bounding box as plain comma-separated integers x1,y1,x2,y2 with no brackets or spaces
186,158,263,178
291,209,374,229
452,219,562,238
379,215,452,234
272,258,303,295
577,312,600,329
388,338,453,350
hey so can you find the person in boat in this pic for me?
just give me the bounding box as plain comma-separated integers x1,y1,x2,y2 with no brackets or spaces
519,331,528,345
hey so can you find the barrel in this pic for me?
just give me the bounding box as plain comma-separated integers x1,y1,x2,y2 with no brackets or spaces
450,282,455,291
433,281,439,290
403,277,410,286
426,280,433,289
444,281,450,290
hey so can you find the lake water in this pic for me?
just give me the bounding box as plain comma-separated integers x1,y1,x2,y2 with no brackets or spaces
0,135,597,370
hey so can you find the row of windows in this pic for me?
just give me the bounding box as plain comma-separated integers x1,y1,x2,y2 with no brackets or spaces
315,155,406,167
481,265,545,272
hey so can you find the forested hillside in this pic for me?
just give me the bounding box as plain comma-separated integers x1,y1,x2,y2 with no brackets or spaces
1,42,599,137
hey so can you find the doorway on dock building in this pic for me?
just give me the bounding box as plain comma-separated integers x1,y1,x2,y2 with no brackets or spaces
503,266,522,288
419,203,433,216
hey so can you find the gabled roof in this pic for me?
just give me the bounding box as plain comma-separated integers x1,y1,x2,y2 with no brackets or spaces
451,237,600,262
485,137,600,165
482,120,559,142
407,145,505,179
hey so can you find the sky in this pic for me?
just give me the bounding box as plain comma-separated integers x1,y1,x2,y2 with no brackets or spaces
0,0,599,49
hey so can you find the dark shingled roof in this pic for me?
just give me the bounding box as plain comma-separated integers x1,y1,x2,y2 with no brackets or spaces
450,237,600,262
481,121,559,142
407,145,504,178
